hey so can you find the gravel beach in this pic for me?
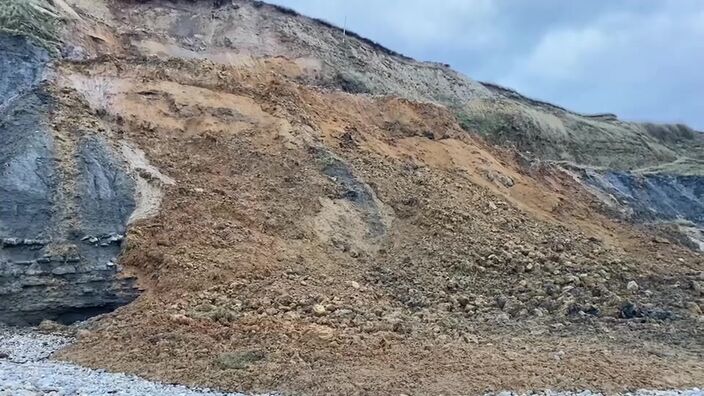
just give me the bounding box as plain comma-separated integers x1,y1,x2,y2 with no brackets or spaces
0,326,248,396
1,325,702,396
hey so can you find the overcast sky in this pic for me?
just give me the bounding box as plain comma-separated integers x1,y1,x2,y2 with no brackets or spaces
268,0,704,130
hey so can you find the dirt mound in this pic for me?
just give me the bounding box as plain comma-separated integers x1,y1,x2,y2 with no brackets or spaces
47,53,704,394
0,0,700,394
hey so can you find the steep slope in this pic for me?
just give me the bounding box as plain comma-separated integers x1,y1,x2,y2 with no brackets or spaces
57,53,704,394
103,0,704,238
469,83,704,170
111,0,704,171
1,0,703,395
465,84,704,240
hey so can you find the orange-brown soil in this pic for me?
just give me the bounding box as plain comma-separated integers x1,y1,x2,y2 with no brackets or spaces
47,54,704,395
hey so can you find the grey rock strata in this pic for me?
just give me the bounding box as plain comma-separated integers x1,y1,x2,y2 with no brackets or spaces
0,34,139,325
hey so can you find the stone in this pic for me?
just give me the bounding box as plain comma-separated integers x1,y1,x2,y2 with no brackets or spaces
456,295,470,307
503,298,524,316
37,320,63,332
312,304,327,316
349,281,361,289
627,280,639,292
495,312,510,322
686,302,702,317
0,352,8,359
533,308,546,317
1,238,22,247
170,314,193,325
51,265,77,275
265,307,279,316
619,302,641,319
495,295,507,309
284,311,300,320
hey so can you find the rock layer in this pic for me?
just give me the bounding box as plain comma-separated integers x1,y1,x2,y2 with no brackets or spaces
0,34,139,325
581,170,704,226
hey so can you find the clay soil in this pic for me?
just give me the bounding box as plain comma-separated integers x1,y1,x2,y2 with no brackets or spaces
43,52,704,396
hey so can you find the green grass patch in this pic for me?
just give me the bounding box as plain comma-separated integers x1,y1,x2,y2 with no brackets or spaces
0,0,61,50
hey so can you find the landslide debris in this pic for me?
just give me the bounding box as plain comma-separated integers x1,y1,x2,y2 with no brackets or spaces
100,0,704,235
56,54,704,394
1,0,702,395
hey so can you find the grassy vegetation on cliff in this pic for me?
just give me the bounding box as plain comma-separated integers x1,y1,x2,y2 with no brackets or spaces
0,0,60,49
457,92,704,171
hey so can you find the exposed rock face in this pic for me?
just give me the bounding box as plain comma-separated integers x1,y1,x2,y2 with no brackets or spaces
0,34,139,325
581,170,704,226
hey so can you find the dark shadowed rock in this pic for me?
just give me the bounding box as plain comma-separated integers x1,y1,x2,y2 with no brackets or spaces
0,34,139,326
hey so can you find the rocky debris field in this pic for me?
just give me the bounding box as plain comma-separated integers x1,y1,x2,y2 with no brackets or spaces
0,325,249,396
0,0,703,395
54,55,704,394
489,391,704,396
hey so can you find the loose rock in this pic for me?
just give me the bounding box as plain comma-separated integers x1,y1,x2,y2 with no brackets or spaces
626,281,639,292
312,304,327,316
686,302,702,317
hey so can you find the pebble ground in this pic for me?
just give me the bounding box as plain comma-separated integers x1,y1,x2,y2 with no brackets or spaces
1,325,701,396
0,326,248,396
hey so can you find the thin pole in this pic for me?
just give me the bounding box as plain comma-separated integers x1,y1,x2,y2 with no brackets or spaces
343,15,347,43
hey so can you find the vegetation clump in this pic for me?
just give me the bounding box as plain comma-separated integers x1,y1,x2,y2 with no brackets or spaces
0,0,61,49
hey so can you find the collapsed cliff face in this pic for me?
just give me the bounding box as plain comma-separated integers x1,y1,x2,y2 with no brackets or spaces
468,84,704,241
1,0,704,394
56,52,704,393
107,0,704,243
112,0,704,172
0,32,140,325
